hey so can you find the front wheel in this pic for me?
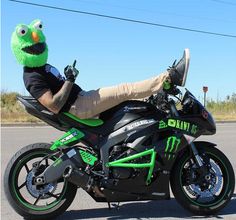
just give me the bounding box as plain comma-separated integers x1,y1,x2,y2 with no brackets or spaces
171,145,235,215
4,143,77,220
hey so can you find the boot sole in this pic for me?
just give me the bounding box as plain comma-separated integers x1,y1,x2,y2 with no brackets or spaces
181,48,190,87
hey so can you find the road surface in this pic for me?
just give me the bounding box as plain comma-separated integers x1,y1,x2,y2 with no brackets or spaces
1,123,236,220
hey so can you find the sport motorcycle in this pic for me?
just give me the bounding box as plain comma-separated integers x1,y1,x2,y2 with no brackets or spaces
4,57,235,220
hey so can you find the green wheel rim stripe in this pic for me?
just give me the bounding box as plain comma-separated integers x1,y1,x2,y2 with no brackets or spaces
12,152,67,211
180,151,229,207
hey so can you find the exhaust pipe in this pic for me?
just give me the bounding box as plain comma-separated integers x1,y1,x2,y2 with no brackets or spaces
67,168,93,191
63,165,73,178
34,148,86,185
34,148,94,191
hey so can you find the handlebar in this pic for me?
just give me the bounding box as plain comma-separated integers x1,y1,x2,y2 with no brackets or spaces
146,85,182,116
169,99,180,116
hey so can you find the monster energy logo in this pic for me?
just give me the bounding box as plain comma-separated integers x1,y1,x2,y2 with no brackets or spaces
165,136,181,160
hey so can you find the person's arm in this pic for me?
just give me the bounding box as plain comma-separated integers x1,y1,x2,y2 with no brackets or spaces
38,80,73,114
38,64,77,114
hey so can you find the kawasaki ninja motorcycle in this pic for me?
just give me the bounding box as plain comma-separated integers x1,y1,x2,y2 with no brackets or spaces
4,60,235,220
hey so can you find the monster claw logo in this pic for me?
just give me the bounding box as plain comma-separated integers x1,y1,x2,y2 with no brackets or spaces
165,136,181,160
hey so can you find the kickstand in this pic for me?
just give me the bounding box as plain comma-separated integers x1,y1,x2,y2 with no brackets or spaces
108,202,111,210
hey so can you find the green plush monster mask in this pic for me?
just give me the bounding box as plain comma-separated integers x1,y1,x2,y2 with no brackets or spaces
11,19,48,67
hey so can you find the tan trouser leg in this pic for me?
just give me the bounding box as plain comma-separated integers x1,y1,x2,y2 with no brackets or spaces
69,71,169,119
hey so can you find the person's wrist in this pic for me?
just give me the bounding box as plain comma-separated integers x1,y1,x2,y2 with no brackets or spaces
65,78,75,83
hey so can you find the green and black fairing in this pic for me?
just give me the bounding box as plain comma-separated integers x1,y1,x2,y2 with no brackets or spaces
15,77,218,204
11,19,48,67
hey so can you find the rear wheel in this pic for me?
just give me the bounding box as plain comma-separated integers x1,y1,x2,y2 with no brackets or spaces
4,143,77,220
171,145,235,215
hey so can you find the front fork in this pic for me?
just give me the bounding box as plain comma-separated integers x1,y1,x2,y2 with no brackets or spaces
189,142,204,167
187,141,216,187
187,139,210,180
169,103,204,168
183,134,204,167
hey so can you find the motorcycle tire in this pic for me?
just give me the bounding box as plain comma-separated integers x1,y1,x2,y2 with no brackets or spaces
4,143,77,220
170,145,235,215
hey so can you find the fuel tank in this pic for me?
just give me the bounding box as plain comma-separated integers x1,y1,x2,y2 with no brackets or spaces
91,100,166,135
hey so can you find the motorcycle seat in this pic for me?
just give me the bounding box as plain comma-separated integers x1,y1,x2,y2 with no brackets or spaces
17,96,104,131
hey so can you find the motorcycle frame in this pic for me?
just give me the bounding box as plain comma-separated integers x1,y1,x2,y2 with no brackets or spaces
106,148,157,185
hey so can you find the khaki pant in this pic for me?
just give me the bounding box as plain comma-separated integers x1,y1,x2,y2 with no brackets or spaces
69,71,169,119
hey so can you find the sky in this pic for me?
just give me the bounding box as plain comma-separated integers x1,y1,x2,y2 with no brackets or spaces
1,0,236,102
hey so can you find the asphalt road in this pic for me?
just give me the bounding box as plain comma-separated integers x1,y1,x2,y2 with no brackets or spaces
1,123,236,220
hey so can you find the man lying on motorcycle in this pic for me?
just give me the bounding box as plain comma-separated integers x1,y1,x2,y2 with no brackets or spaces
11,19,190,119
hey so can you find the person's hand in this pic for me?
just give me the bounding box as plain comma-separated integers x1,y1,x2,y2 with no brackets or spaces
64,65,75,82
64,60,79,83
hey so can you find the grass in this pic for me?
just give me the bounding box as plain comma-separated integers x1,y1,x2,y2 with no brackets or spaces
207,98,236,121
1,92,41,123
1,91,236,123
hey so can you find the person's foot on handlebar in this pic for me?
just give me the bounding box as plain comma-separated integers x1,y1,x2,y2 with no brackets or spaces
168,48,190,87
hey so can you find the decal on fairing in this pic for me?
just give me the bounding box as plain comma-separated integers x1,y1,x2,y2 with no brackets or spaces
158,119,198,135
50,128,84,150
159,120,168,129
125,119,155,131
60,132,78,143
167,119,190,131
165,136,181,160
